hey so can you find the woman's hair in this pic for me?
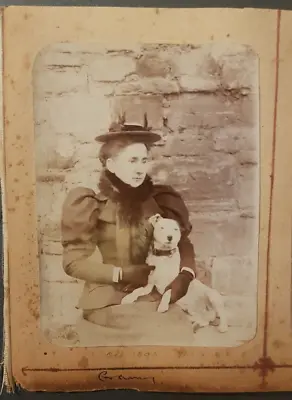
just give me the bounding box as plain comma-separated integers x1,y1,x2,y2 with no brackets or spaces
99,138,152,167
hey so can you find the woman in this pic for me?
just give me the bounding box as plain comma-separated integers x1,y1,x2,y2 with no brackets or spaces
61,114,197,346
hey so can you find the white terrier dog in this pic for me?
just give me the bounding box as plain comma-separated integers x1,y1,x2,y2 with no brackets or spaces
121,213,228,333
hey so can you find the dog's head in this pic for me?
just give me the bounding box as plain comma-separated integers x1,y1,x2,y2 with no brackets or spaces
148,213,181,250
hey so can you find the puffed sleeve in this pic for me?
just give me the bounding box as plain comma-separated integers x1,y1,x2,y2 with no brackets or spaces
61,187,115,284
152,184,196,273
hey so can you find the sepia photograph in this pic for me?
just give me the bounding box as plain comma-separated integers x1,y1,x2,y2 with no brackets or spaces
33,41,259,348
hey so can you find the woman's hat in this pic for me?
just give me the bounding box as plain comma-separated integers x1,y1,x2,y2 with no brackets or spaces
95,113,162,144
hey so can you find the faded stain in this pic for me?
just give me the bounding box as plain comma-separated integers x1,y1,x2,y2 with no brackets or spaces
175,347,187,358
27,298,40,320
9,77,16,90
23,53,31,70
24,12,32,20
273,339,284,349
78,356,89,368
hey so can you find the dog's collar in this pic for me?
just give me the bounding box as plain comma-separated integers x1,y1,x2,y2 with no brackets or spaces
151,246,178,257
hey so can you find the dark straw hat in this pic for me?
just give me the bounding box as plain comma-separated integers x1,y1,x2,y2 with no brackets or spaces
95,112,162,144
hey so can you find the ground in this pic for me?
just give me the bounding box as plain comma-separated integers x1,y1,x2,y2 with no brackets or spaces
191,325,255,347
44,321,255,348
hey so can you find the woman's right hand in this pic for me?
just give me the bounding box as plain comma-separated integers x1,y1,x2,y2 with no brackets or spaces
121,264,155,287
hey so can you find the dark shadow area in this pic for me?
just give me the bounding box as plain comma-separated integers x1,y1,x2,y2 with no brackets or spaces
0,0,290,9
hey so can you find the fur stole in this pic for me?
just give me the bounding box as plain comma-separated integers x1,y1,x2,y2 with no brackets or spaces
98,169,154,225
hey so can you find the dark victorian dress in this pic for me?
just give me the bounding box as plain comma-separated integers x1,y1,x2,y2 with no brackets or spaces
61,172,197,346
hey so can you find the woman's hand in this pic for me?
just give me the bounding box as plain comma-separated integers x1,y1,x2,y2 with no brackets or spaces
164,270,194,303
121,264,155,287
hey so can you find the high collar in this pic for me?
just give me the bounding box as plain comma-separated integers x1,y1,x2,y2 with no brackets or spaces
98,169,154,203
97,169,155,224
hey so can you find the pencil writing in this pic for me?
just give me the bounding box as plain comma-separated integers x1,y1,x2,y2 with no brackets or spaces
98,370,156,384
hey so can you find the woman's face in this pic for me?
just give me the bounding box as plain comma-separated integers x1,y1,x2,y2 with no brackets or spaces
106,142,150,187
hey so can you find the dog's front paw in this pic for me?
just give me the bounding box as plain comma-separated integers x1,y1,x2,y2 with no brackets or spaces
157,302,169,313
121,295,136,305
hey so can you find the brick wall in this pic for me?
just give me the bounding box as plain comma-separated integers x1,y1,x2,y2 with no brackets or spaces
34,43,259,334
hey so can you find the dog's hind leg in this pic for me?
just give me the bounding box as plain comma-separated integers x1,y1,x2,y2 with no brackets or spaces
121,284,154,305
187,312,210,332
208,291,228,333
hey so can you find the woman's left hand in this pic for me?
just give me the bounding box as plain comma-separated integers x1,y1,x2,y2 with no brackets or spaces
165,270,194,303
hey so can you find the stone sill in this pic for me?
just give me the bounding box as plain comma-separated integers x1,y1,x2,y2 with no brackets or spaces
42,278,80,284
37,169,67,183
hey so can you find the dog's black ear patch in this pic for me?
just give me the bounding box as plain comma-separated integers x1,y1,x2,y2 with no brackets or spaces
154,214,161,222
149,213,162,225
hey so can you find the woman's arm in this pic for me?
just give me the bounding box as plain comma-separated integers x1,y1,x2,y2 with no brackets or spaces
62,243,117,284
61,187,154,286
178,235,196,273
61,187,117,284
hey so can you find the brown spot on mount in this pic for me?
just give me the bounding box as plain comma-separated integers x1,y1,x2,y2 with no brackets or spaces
78,356,89,369
253,356,276,378
23,53,31,70
27,298,40,320
273,339,284,349
24,12,31,20
175,347,187,358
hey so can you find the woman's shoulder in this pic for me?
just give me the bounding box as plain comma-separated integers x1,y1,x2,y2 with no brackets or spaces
152,183,184,201
62,186,107,221
61,187,107,240
152,183,190,227
63,186,106,206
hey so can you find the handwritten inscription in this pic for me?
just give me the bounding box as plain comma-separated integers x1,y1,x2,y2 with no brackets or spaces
98,370,155,384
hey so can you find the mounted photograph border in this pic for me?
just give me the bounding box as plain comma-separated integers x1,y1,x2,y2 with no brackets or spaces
2,5,291,392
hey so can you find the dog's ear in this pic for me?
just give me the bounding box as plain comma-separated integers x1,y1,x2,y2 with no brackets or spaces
148,213,162,226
